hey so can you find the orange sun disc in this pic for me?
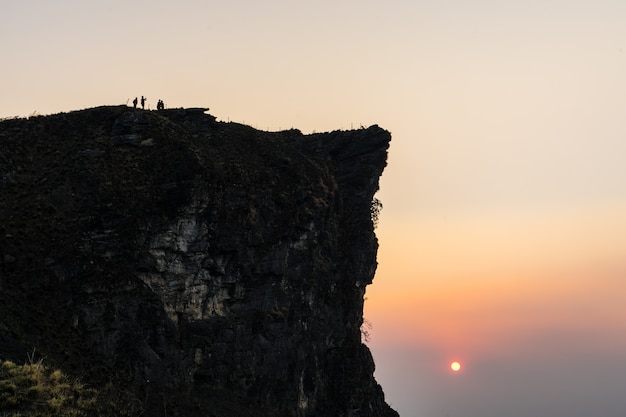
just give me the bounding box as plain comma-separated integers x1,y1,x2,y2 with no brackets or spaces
450,361,461,372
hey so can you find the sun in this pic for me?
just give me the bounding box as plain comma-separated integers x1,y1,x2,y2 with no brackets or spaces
450,361,462,372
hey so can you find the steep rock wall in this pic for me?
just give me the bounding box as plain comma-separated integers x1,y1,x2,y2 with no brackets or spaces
0,107,397,417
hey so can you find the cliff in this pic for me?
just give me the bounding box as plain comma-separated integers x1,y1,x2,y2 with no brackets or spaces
0,106,397,417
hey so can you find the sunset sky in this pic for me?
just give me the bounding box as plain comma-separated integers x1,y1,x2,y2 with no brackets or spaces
3,1,626,416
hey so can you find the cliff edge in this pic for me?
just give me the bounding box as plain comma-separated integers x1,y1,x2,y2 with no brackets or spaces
0,106,397,417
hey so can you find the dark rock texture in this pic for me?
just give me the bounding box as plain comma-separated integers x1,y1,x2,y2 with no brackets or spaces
0,106,396,417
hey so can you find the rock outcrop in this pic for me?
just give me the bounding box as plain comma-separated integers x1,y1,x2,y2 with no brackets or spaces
0,106,397,417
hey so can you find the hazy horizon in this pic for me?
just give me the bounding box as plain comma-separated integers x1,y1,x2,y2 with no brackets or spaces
3,1,626,416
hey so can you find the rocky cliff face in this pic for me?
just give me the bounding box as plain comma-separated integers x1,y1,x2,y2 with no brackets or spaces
0,106,397,417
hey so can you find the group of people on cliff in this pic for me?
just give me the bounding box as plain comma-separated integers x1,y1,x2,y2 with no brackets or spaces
131,96,165,110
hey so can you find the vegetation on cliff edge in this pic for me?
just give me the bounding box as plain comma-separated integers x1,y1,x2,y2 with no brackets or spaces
0,356,98,417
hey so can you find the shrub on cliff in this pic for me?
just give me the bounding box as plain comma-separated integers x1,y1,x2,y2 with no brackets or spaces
0,357,98,416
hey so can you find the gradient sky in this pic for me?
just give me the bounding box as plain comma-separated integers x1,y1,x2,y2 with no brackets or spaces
3,1,626,416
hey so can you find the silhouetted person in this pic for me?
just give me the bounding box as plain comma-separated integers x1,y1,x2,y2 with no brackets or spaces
156,99,164,110
141,96,146,109
133,97,138,108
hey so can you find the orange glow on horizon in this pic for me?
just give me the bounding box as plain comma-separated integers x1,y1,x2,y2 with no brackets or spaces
365,207,626,361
